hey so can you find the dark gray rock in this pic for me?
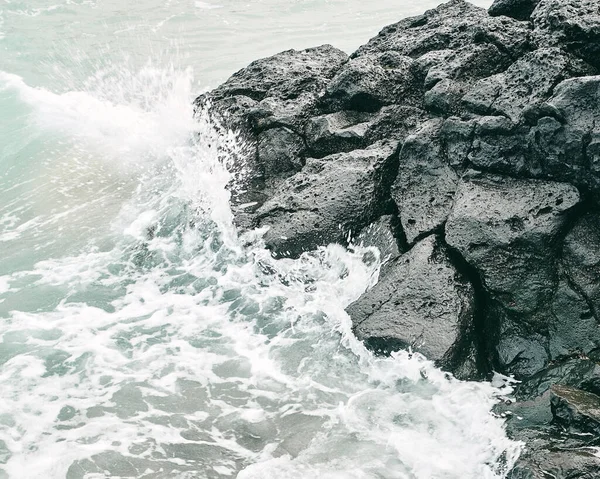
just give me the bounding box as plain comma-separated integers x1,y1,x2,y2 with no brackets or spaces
355,0,531,61
544,76,600,197
392,120,459,244
257,127,305,177
209,45,348,130
195,10,600,470
446,172,580,315
463,48,591,122
551,385,600,435
532,0,600,70
563,212,600,321
509,445,600,479
305,111,373,158
319,51,419,113
253,142,397,258
489,0,540,21
346,235,476,375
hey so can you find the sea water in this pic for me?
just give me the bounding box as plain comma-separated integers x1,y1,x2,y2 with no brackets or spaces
0,1,523,477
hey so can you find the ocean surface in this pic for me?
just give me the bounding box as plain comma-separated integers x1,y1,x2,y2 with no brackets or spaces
0,1,524,478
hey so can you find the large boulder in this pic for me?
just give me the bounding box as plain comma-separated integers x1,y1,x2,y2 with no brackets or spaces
391,119,459,244
563,212,600,319
445,172,581,377
252,142,398,258
446,172,580,315
346,235,477,377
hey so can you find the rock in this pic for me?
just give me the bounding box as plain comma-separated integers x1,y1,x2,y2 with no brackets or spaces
510,446,600,479
305,111,373,158
346,235,476,375
257,127,305,178
563,212,600,320
463,48,591,122
548,274,600,362
532,0,600,70
489,0,540,21
392,120,459,244
446,172,580,315
253,142,398,258
355,0,530,62
445,172,581,377
320,52,418,113
551,385,600,435
543,76,600,197
209,45,348,130
515,359,600,402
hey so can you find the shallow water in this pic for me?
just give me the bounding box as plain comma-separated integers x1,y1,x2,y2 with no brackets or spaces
0,0,524,478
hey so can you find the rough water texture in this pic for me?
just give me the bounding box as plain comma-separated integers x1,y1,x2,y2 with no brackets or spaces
199,0,600,475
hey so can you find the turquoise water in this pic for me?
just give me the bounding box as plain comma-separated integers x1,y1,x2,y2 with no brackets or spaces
0,1,524,478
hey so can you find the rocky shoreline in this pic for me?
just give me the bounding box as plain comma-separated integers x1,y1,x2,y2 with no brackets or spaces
195,0,600,476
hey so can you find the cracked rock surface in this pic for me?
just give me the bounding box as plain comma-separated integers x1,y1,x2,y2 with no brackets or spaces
196,0,600,473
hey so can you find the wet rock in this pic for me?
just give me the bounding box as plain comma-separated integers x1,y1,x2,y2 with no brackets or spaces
549,274,600,362
563,212,600,320
257,127,305,178
354,215,403,275
489,0,540,21
551,385,600,435
392,120,459,244
445,172,580,315
346,235,475,374
254,142,398,258
510,446,600,479
209,45,349,130
543,76,600,197
305,110,373,158
320,52,418,112
516,359,600,402
532,0,600,70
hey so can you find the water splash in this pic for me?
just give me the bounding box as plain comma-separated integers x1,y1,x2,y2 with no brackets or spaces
0,60,522,479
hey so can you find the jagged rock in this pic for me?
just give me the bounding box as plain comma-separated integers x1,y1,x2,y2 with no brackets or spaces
544,76,600,197
392,120,459,244
445,173,581,377
209,45,348,130
305,111,373,158
510,446,600,479
551,385,600,435
257,127,305,178
549,274,600,362
346,235,476,375
355,0,531,61
516,359,600,402
563,212,600,320
463,48,592,122
194,8,600,470
320,52,418,112
253,142,397,258
532,0,600,70
489,0,540,21
446,172,580,314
